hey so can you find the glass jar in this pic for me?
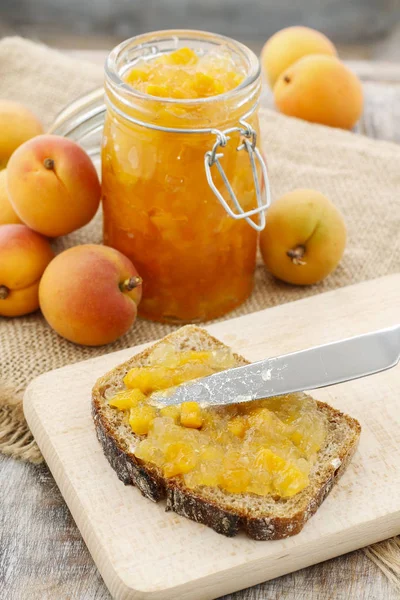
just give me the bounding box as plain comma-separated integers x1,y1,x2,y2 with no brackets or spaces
102,30,269,323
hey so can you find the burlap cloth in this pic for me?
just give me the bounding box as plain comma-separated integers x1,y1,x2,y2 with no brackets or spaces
0,37,399,587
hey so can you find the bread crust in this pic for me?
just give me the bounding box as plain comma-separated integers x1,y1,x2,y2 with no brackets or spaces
92,326,361,540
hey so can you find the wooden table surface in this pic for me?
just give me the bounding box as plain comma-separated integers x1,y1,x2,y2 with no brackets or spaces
1,53,400,600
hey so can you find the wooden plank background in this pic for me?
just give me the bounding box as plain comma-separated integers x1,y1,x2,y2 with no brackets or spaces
1,0,398,46
2,451,397,600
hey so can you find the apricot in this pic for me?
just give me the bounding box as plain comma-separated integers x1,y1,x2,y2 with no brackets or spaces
0,100,43,169
259,189,346,285
261,26,337,87
0,170,22,225
0,224,54,316
7,135,101,237
274,55,363,129
39,244,142,346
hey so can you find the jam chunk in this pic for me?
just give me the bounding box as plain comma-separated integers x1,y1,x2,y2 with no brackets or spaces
125,47,244,99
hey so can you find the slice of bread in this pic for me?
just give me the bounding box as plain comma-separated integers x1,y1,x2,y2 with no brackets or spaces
92,325,361,540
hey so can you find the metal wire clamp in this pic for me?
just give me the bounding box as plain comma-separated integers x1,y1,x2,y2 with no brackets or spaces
204,120,271,232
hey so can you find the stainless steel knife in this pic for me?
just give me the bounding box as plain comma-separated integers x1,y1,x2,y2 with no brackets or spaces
153,325,400,408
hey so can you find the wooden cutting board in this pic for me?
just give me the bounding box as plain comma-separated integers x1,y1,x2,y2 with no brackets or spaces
24,274,400,600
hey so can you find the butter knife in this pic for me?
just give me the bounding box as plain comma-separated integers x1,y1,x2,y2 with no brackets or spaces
154,325,400,407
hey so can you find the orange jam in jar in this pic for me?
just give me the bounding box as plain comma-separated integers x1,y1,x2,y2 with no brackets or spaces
102,31,268,323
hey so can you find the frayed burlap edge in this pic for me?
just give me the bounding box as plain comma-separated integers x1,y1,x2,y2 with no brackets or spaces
364,538,400,592
0,382,43,463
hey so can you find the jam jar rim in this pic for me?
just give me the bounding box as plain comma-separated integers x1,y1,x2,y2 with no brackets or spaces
105,28,261,107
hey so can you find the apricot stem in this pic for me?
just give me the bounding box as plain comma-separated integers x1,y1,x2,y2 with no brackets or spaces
283,75,291,83
119,276,143,293
0,285,10,300
287,245,306,266
43,158,55,170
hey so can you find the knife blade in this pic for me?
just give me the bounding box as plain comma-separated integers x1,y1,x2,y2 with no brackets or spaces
152,325,400,408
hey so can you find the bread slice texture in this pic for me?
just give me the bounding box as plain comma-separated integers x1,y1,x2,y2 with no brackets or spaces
92,325,361,540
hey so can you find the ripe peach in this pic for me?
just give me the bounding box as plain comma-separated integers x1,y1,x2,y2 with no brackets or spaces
0,224,54,316
0,170,22,225
261,26,337,87
274,55,363,129
39,244,142,346
7,135,101,237
259,189,346,285
0,100,43,169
